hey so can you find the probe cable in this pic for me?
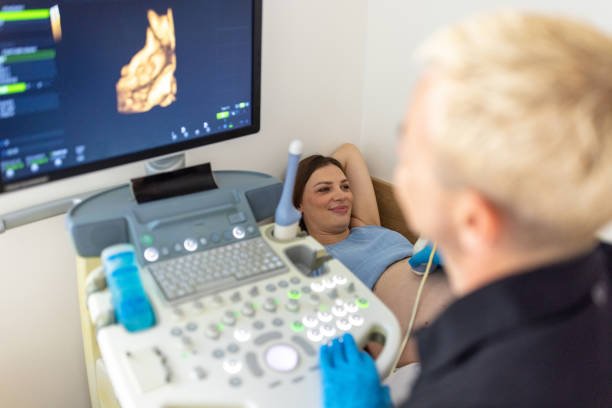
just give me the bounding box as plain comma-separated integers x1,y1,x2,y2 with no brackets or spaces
390,242,438,373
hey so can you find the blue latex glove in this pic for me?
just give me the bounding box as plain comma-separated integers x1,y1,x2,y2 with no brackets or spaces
408,243,443,271
320,333,392,408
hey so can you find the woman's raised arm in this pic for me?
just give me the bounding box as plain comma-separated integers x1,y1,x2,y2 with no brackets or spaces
331,143,381,227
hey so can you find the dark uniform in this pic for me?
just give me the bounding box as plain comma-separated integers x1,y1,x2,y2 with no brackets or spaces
402,243,612,408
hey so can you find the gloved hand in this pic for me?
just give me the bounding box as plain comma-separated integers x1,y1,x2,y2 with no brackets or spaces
320,333,392,408
408,242,442,272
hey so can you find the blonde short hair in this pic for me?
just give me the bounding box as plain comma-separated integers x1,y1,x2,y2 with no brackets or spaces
418,11,612,242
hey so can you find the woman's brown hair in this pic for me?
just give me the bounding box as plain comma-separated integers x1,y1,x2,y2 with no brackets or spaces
293,155,345,231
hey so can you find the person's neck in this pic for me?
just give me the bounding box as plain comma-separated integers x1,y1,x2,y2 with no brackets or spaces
309,227,350,246
443,241,595,296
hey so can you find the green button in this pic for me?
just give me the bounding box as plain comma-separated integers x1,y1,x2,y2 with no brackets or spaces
319,304,329,312
357,298,369,309
141,234,154,246
287,289,301,300
216,323,225,332
291,321,305,332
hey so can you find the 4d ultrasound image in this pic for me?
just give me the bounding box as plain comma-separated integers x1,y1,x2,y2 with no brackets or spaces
116,9,177,114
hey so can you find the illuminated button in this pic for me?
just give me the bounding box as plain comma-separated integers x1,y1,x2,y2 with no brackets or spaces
345,302,359,314
349,314,364,327
141,234,154,246
291,321,305,333
332,274,347,285
322,278,335,289
317,311,333,323
183,238,198,252
234,328,251,342
287,289,301,300
223,359,243,374
265,344,300,372
307,328,323,342
336,318,352,331
311,282,325,293
331,305,347,318
321,324,336,338
356,298,369,309
232,226,246,240
143,247,159,262
302,315,319,328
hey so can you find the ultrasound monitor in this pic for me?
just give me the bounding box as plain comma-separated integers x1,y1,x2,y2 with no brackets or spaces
0,0,261,194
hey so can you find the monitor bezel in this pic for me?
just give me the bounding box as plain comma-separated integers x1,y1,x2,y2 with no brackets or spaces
1,0,262,194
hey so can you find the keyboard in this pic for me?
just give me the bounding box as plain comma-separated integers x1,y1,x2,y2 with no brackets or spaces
148,237,287,302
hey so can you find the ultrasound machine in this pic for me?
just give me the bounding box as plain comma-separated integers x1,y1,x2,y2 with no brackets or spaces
0,1,402,407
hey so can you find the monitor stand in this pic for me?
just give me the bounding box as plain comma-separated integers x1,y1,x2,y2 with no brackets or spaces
0,153,187,233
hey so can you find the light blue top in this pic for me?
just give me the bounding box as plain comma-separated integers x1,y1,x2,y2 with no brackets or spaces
325,225,413,289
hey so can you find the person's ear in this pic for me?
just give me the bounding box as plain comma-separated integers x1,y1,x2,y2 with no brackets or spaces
455,190,502,252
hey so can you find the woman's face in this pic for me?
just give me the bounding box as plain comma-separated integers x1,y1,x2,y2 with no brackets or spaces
299,164,353,234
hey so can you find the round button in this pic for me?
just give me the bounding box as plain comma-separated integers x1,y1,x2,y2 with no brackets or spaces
317,311,333,323
232,226,246,240
307,328,323,342
357,298,370,309
265,344,300,372
205,324,221,340
234,328,251,342
321,324,336,337
272,318,284,327
287,289,301,300
223,311,237,326
141,234,154,246
310,282,325,293
336,318,352,331
345,302,359,314
242,303,256,317
302,315,318,328
223,359,242,374
263,298,277,312
349,314,364,327
332,274,348,285
143,247,159,262
184,238,198,252
322,278,336,289
331,305,347,318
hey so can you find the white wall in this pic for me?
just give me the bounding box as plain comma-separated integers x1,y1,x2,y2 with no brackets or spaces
360,0,612,240
361,0,612,180
0,2,368,407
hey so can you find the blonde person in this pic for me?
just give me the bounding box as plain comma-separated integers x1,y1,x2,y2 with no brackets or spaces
293,144,454,366
319,11,612,408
